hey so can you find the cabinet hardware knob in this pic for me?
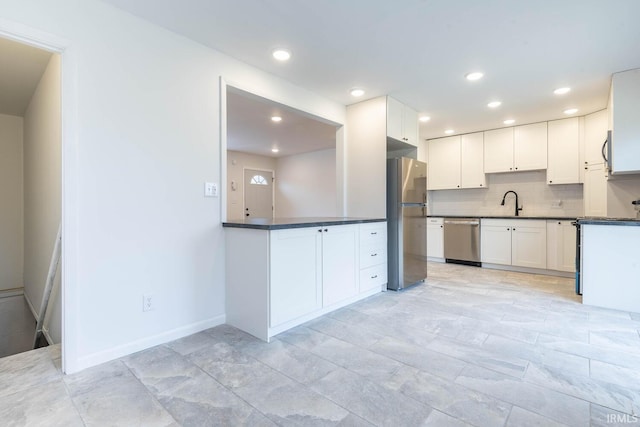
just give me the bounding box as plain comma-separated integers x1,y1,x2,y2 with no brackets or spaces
457,185,460,188
558,221,561,224
440,225,443,228
584,167,588,170
324,229,328,232
515,167,518,170
318,229,322,232
507,228,510,230
480,184,483,186
549,180,553,183
513,228,516,231
510,168,513,170
245,213,250,217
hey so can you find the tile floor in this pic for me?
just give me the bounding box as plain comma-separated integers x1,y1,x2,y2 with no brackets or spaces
0,295,37,358
2,262,640,426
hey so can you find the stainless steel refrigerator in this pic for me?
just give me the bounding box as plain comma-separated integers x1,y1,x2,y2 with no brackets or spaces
387,157,428,290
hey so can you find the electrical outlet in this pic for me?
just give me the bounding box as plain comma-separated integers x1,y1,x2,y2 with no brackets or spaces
143,294,154,312
204,182,218,197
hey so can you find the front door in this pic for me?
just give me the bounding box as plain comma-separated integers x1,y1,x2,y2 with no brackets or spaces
244,169,274,219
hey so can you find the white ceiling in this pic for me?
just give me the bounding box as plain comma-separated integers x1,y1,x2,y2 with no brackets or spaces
227,87,337,158
100,0,640,140
0,37,53,116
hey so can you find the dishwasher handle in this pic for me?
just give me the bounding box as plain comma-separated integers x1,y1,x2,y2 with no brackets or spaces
444,219,480,226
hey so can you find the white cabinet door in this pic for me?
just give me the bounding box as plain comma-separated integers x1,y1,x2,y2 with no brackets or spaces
547,220,576,272
403,105,419,146
484,128,514,173
426,218,444,259
386,96,404,143
270,227,322,327
611,69,640,173
322,224,358,307
584,109,608,166
514,122,548,171
461,132,486,188
547,118,580,184
481,223,512,265
428,136,461,189
511,221,547,269
584,163,608,217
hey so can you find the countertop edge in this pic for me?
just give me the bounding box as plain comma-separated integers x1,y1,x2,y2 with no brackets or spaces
577,218,640,226
223,217,386,230
427,215,577,221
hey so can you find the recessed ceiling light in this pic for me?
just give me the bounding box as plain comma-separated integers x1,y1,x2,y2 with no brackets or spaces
444,129,455,135
271,148,279,153
503,119,515,125
564,108,578,115
272,48,291,61
487,101,502,108
419,116,431,123
465,72,484,81
271,116,282,122
554,87,571,95
350,88,365,97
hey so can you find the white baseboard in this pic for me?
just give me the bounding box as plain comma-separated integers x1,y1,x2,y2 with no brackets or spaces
24,292,38,319
0,288,24,299
72,314,226,374
482,263,574,278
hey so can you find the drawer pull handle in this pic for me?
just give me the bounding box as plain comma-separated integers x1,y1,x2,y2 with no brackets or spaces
371,275,378,279
370,232,377,235
371,253,377,257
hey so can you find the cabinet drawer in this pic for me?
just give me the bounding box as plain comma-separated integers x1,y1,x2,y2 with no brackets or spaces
360,222,387,246
360,244,387,269
360,264,387,292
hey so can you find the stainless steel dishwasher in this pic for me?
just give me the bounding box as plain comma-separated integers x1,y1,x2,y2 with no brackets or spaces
443,218,481,266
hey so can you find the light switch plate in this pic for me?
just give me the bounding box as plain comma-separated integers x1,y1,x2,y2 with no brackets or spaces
204,182,218,197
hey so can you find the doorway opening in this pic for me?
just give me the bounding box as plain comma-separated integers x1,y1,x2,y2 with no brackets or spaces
0,36,62,359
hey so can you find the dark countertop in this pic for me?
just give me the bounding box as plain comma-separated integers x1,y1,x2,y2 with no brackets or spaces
427,215,577,221
577,217,640,226
223,217,386,230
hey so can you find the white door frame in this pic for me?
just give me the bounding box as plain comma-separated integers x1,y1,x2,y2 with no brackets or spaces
243,167,276,218
0,19,78,373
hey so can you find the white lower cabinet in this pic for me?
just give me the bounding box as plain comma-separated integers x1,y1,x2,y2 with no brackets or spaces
225,221,387,341
359,222,388,293
322,225,359,307
481,219,546,269
426,217,444,260
546,220,576,272
270,227,322,327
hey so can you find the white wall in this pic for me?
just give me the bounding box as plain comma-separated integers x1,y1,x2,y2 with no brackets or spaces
276,148,337,217
0,113,23,292
226,150,276,219
345,97,387,218
0,0,346,373
428,170,584,217
22,54,62,343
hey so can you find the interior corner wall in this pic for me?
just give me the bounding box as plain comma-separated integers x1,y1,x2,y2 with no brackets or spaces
0,114,24,292
23,53,62,342
275,148,337,217
227,150,277,219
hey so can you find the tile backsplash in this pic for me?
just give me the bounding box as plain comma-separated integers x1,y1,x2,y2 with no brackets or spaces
428,170,583,217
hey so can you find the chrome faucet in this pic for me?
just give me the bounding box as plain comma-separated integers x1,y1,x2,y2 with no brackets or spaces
501,190,523,216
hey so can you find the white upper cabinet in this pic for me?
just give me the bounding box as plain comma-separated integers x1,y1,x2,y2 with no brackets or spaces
460,132,486,188
484,128,514,173
428,136,461,189
610,69,640,174
514,122,547,171
387,96,418,146
428,132,485,190
584,109,609,166
484,123,547,173
547,118,580,184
